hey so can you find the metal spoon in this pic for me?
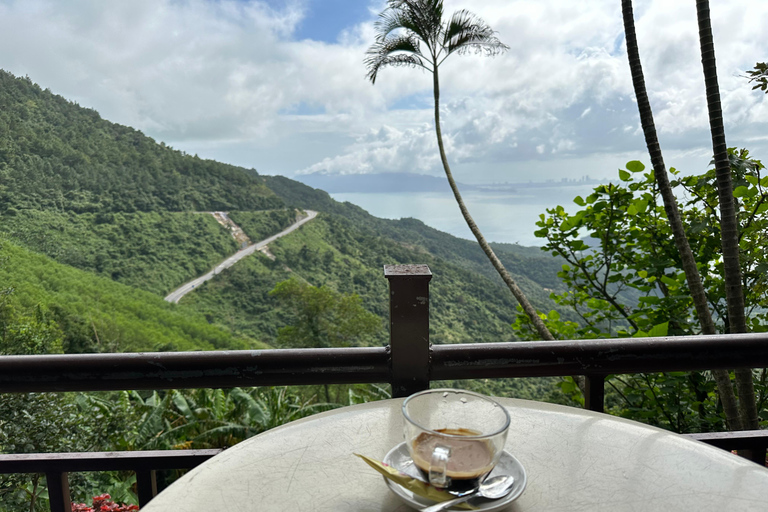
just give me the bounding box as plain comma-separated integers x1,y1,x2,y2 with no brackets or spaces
420,475,516,512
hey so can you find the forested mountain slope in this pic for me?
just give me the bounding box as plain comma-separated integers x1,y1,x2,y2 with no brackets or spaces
0,70,280,213
0,239,262,352
0,69,569,354
263,175,567,297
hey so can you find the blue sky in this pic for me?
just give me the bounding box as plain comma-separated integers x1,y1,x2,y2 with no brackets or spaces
290,0,373,42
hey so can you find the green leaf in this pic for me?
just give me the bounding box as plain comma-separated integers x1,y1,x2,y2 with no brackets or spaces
627,204,638,215
647,322,669,337
619,169,631,181
637,270,648,278
574,196,585,206
626,161,645,173
660,275,680,288
760,176,768,187
733,186,749,197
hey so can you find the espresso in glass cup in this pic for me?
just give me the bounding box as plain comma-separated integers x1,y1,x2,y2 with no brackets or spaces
402,389,510,492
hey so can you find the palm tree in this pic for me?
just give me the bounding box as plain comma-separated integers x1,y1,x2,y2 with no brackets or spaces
695,0,758,429
365,0,555,341
621,0,743,430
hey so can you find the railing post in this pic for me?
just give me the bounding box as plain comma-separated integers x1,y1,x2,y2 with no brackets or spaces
584,374,606,413
136,469,158,507
45,471,70,512
384,264,432,397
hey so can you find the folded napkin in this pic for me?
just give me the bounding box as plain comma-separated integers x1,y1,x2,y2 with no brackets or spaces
355,453,475,510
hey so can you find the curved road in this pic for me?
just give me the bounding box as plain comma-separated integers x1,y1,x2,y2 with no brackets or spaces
164,210,318,304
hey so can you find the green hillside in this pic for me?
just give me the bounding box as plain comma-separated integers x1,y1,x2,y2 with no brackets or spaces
0,239,264,352
0,71,281,214
0,69,570,355
183,212,523,346
262,175,568,306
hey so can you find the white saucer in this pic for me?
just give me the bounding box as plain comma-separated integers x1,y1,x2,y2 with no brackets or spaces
382,442,527,511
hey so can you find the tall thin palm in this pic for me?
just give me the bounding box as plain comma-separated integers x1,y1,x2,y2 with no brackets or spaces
621,0,743,430
695,0,757,429
366,0,555,341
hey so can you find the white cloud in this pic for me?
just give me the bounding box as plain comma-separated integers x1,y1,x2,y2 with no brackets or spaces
0,0,765,182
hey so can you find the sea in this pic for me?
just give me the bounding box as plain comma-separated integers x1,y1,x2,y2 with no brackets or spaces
330,184,598,247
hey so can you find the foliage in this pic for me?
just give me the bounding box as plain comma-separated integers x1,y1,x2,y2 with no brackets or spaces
184,212,543,347
746,62,768,92
365,0,508,83
521,151,768,432
125,387,331,452
0,239,262,353
0,303,139,512
262,175,568,292
0,71,282,214
227,210,298,242
0,210,238,295
530,151,767,338
269,278,383,349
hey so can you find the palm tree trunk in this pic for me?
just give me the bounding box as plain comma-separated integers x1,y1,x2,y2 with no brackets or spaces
622,0,742,428
695,0,758,430
431,66,554,342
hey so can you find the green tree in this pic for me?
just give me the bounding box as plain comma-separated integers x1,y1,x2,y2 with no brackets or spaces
746,62,768,93
696,0,758,429
269,278,382,349
364,0,555,342
527,153,768,432
621,0,742,428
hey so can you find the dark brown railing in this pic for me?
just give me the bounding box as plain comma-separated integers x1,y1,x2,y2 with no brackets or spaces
0,264,766,511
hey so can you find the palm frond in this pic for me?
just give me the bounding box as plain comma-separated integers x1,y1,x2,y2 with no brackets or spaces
365,35,427,83
442,10,509,59
395,0,444,48
374,8,420,43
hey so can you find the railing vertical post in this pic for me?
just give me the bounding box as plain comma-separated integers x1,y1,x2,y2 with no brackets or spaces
384,264,432,397
45,471,70,512
136,469,158,507
584,374,606,413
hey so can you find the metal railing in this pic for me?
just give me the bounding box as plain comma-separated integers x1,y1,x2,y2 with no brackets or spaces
0,264,766,511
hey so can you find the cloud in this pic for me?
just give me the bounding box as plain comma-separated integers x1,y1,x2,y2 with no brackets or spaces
294,0,768,178
0,0,765,182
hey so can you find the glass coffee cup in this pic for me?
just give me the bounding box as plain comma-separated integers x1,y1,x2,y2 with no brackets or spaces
402,389,510,492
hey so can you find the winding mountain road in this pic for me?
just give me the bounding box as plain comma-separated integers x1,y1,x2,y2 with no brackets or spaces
164,210,318,304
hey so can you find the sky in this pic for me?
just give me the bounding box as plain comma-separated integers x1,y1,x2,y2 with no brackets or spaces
0,0,767,242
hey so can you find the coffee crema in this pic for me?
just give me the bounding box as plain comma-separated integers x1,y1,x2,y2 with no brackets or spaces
410,428,495,481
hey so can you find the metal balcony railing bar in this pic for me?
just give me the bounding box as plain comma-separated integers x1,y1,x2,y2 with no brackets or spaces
0,347,391,393
1,335,766,395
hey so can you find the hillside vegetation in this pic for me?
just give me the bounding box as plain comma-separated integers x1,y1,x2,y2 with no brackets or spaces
0,240,262,353
0,69,568,354
0,71,281,214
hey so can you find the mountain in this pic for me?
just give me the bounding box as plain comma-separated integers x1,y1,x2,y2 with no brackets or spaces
0,71,281,214
0,69,571,354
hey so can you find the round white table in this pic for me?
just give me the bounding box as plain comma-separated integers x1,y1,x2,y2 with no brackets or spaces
142,398,768,511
